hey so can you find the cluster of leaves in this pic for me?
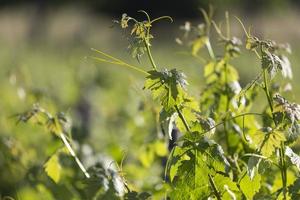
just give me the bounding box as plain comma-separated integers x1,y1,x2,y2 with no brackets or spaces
111,10,300,199
16,104,159,199
17,9,300,200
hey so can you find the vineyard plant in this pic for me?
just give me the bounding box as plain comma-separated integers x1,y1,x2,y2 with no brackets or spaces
2,8,300,200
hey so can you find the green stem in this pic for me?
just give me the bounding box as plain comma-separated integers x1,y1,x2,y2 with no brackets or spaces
280,142,287,200
261,56,287,199
193,112,263,143
208,174,222,200
144,19,158,71
90,56,149,75
263,69,274,113
144,40,158,70
224,63,231,153
225,11,230,38
176,105,223,199
175,105,190,132
150,16,173,24
60,133,90,178
206,39,215,60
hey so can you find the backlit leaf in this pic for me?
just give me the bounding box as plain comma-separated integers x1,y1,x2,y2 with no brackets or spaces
252,128,285,157
239,170,261,199
192,36,208,56
44,154,62,183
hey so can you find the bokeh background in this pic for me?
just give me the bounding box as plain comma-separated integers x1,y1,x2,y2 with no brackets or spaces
0,0,300,199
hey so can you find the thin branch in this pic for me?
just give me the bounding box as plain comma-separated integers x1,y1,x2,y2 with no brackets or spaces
90,49,150,75
208,174,222,200
60,133,90,178
150,16,173,24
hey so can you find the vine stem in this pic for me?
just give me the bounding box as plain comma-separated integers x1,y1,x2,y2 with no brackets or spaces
175,104,221,199
175,105,190,132
90,56,149,75
144,14,158,71
144,40,158,70
224,62,231,154
208,174,222,200
206,40,215,60
60,133,90,178
263,69,274,113
90,48,149,75
192,112,263,143
262,62,287,199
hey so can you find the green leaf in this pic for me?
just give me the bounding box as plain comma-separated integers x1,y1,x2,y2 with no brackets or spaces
239,171,261,199
289,178,300,199
247,156,261,180
271,169,296,193
245,37,259,50
285,147,300,171
44,154,62,183
159,109,177,139
252,128,286,157
214,173,239,199
170,149,211,199
144,69,188,111
192,36,208,56
46,117,63,136
175,97,199,133
82,163,120,200
124,191,151,200
169,138,230,199
167,146,189,182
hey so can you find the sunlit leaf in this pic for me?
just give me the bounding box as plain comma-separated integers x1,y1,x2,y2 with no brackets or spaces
192,36,208,56
144,69,188,111
44,154,62,183
286,147,300,171
252,128,285,157
239,170,261,199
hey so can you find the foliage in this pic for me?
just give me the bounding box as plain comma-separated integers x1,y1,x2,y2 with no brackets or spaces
3,8,300,200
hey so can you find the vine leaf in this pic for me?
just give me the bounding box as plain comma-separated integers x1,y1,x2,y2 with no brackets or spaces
160,109,177,140
144,69,188,111
247,156,261,180
44,154,62,183
252,128,286,157
289,178,300,199
192,36,208,56
169,149,211,199
168,138,231,199
285,147,300,171
239,170,261,199
124,191,151,200
214,174,239,199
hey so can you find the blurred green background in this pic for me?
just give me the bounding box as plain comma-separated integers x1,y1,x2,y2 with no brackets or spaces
0,0,300,199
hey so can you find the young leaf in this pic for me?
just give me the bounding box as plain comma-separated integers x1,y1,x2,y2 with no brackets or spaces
252,128,286,157
285,147,300,171
289,178,300,199
44,154,62,183
214,173,239,198
169,137,231,199
239,171,261,199
247,156,261,180
192,36,208,56
144,69,188,111
167,146,190,182
169,149,211,199
159,109,177,140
